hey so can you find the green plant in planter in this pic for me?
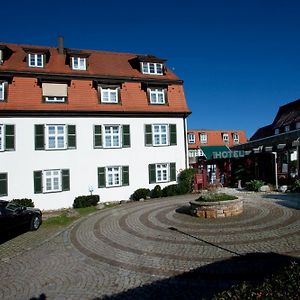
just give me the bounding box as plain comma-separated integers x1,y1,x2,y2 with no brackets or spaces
245,179,264,191
197,193,238,202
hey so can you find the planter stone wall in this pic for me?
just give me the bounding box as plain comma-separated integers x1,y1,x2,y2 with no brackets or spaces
190,198,243,218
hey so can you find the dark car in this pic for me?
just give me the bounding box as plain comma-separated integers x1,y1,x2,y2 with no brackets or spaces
0,200,42,234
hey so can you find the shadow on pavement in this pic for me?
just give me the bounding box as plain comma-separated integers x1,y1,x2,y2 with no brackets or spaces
97,252,299,300
0,227,28,244
262,193,300,210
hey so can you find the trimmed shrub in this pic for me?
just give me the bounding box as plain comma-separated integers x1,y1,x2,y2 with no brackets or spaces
245,180,265,191
150,185,162,198
131,188,150,201
292,179,300,192
178,168,196,193
11,198,34,207
73,195,100,208
162,184,178,197
197,193,238,202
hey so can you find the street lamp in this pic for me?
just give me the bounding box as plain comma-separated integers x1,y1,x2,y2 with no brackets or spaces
272,152,278,190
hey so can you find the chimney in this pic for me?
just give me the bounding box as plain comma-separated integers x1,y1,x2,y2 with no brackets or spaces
57,36,64,54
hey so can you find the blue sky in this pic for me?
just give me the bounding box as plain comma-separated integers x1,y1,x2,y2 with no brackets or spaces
2,0,300,137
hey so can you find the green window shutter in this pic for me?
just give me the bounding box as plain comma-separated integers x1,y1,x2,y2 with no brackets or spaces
122,125,130,148
170,163,176,182
67,125,76,149
62,169,70,191
0,173,8,196
145,125,153,146
169,124,177,145
98,167,106,188
122,166,129,186
149,164,156,184
35,125,45,150
94,125,102,148
33,171,43,194
5,125,15,150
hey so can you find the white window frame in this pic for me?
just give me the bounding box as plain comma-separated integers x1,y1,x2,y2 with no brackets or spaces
43,169,62,193
106,166,121,187
200,133,207,144
0,125,4,151
296,122,300,129
149,88,165,104
103,125,121,148
152,124,168,146
233,133,239,144
284,125,290,132
28,53,44,68
188,133,195,144
141,62,163,75
274,128,280,135
45,125,67,150
71,57,86,70
156,163,169,183
0,82,5,101
101,87,118,103
45,96,66,103
222,133,229,143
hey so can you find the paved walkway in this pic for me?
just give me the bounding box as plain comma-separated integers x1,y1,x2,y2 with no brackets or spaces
0,191,299,299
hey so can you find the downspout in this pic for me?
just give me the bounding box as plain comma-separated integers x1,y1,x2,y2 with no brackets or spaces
183,116,188,169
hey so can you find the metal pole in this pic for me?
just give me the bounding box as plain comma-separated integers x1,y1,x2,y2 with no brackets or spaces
272,152,278,190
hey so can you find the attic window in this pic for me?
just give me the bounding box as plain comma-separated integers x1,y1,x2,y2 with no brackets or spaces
28,53,44,68
71,57,86,70
141,62,163,75
0,46,13,65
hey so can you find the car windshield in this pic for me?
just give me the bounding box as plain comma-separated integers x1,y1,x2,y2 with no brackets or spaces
5,202,22,212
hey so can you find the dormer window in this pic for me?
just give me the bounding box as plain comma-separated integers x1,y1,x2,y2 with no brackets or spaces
100,87,119,103
141,62,163,75
0,45,13,65
188,133,195,144
42,83,68,103
284,125,290,132
274,128,280,135
233,133,239,144
71,57,86,70
0,82,7,101
28,53,44,68
149,88,166,104
222,133,229,143
200,133,207,144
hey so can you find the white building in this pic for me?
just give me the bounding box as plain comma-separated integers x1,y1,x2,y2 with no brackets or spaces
0,40,190,210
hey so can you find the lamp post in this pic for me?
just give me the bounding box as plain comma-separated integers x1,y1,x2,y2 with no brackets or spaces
272,152,278,190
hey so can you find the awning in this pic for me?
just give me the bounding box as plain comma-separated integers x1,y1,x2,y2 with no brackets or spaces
200,146,230,160
42,83,68,97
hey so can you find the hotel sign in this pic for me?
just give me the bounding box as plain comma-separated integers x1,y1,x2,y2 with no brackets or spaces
212,150,245,159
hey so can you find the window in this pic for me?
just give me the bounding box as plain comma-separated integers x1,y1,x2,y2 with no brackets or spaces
0,82,7,101
0,124,15,152
34,169,70,194
98,166,129,188
100,87,119,103
222,133,229,143
46,125,66,149
200,133,207,144
104,125,121,148
274,128,280,135
145,124,176,146
296,122,300,129
149,163,176,183
0,173,8,196
71,57,86,70
149,88,165,104
233,133,239,144
141,62,163,75
188,133,195,144
28,53,44,67
35,124,76,150
42,83,68,103
93,125,130,149
284,125,290,132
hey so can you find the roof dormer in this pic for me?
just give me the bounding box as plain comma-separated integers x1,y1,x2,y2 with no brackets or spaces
23,47,50,68
0,45,13,65
136,55,166,75
66,49,90,71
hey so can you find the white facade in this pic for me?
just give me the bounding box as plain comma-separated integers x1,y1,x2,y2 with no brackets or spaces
0,116,187,210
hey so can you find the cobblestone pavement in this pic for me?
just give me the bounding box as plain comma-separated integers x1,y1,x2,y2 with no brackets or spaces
0,191,299,299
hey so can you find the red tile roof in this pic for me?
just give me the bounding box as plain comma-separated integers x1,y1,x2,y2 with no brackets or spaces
188,129,247,148
0,43,190,114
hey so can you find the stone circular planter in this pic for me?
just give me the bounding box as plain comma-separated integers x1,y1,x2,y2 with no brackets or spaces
190,198,243,218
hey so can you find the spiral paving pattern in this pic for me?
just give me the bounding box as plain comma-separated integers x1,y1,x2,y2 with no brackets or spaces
0,192,299,299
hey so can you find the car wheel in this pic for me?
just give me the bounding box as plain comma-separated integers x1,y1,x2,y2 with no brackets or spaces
30,215,41,231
